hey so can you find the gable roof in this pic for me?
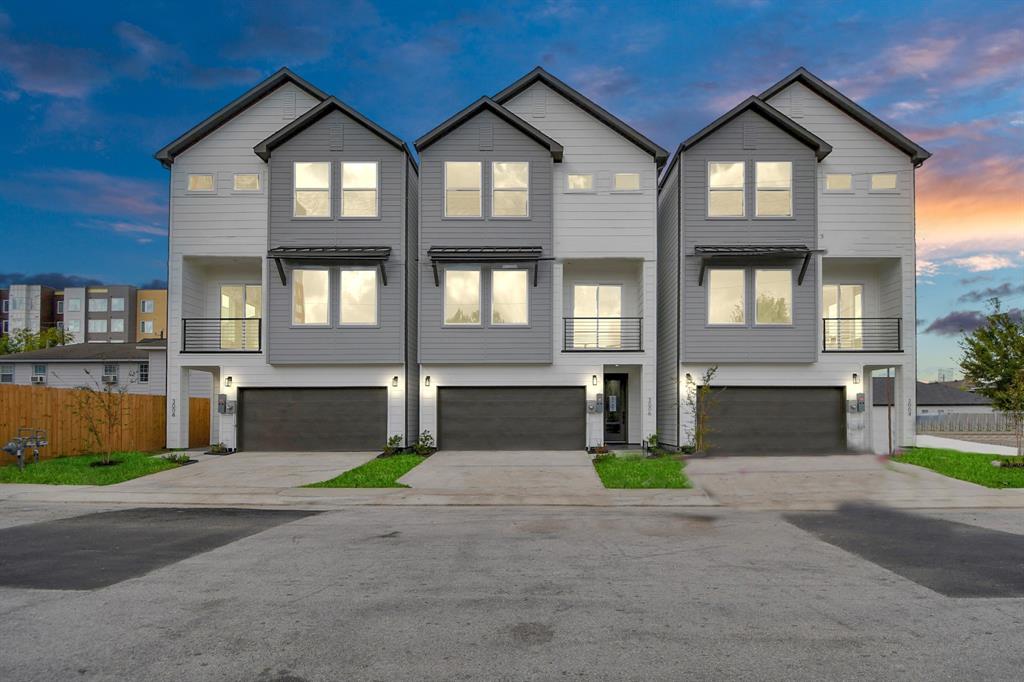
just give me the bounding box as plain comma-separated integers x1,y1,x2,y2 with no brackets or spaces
154,68,328,168
873,378,993,407
493,66,669,166
414,97,564,161
254,96,414,165
679,96,833,161
760,67,931,165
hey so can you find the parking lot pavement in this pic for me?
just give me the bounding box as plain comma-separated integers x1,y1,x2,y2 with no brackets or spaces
1,502,1023,680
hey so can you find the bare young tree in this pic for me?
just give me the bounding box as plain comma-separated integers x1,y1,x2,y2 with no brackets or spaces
684,366,721,454
61,368,138,465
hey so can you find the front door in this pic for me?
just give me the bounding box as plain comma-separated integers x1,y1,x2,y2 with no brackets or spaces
603,373,628,444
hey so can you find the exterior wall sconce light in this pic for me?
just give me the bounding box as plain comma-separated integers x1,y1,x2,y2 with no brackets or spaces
592,374,598,386
852,373,860,385
424,376,431,387
392,376,399,388
685,373,693,383
224,376,232,387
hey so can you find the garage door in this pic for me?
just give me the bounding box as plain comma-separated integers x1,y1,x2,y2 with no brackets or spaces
700,387,846,455
238,387,387,452
438,387,586,450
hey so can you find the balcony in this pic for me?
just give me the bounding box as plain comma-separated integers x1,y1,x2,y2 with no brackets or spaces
563,317,643,352
183,318,262,353
823,317,901,352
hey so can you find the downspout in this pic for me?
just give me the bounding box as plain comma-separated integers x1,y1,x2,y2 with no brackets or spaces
675,161,682,448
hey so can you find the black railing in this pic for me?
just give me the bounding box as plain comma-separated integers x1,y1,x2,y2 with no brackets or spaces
182,318,262,353
823,317,901,352
563,317,643,352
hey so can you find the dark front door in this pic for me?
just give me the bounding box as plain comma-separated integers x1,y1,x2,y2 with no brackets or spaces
603,374,628,444
437,386,586,450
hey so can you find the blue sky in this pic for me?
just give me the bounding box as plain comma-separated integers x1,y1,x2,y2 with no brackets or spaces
0,0,1021,379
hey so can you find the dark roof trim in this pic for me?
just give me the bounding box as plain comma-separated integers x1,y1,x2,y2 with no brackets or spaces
268,246,392,286
681,96,833,161
760,67,931,165
657,143,684,191
427,246,545,286
414,97,563,161
493,67,669,166
690,244,823,286
254,96,412,163
154,68,328,168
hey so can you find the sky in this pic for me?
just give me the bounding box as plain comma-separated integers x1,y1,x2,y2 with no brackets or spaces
0,0,1020,379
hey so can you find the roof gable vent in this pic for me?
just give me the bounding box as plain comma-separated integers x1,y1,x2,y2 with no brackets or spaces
282,91,296,121
330,122,344,151
533,89,546,118
479,120,493,150
790,89,804,118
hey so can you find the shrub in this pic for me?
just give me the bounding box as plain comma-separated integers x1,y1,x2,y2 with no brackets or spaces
413,430,435,456
383,434,404,456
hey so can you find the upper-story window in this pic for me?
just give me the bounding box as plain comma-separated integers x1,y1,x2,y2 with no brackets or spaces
187,174,215,192
491,162,529,217
141,299,155,313
291,269,330,325
755,162,792,217
293,162,331,217
233,173,260,191
1,299,6,313
444,268,481,325
140,320,154,334
110,318,125,333
824,173,852,192
754,269,793,325
56,300,64,314
707,269,745,325
66,319,81,333
88,319,108,333
614,173,641,191
445,162,482,217
340,162,379,218
491,269,529,325
707,162,745,217
339,268,378,325
66,298,81,312
870,173,898,192
88,298,107,313
566,174,594,191
111,297,125,312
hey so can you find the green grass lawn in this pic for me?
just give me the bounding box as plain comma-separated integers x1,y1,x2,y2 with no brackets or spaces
0,452,182,486
303,454,426,488
894,447,1024,489
593,453,691,489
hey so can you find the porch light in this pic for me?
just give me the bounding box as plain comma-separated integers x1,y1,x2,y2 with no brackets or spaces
392,376,399,388
685,373,692,383
224,376,232,387
852,373,860,385
424,376,431,387
592,374,598,386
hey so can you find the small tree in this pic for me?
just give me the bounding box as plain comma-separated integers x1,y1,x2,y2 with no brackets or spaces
684,366,721,454
64,368,135,464
0,327,75,355
959,299,1024,455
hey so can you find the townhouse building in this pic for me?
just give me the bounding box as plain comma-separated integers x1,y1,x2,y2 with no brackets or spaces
157,69,418,451
657,68,928,455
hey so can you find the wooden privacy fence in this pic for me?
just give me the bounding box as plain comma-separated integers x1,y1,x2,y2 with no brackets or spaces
0,384,210,459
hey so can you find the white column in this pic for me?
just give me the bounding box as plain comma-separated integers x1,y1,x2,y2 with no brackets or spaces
167,366,190,448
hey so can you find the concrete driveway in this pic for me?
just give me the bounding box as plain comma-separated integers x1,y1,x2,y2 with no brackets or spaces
399,450,605,493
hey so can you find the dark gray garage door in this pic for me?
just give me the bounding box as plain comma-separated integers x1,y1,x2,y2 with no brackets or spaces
238,387,387,452
701,387,846,455
438,387,586,450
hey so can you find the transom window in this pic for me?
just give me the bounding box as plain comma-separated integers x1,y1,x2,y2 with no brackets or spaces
88,319,108,333
567,174,594,191
0,364,13,383
110,318,125,333
491,162,529,217
870,173,898,191
233,173,261,191
614,172,641,191
491,269,529,325
755,162,793,217
341,162,378,217
754,269,793,325
825,173,852,192
293,162,331,217
187,174,214,192
444,162,482,217
444,268,481,325
88,298,107,313
708,162,745,217
291,269,330,325
707,269,746,325
340,268,378,325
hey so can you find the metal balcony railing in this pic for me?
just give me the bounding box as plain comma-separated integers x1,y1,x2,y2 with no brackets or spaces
182,318,262,353
563,317,643,352
822,317,902,352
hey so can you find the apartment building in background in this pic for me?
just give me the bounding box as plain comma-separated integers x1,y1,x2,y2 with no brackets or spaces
4,285,57,336
0,288,8,336
137,289,168,340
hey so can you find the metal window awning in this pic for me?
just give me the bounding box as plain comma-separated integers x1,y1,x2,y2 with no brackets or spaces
427,246,545,286
690,244,823,285
268,246,391,285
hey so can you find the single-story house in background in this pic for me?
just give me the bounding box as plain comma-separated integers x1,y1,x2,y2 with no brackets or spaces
872,377,995,453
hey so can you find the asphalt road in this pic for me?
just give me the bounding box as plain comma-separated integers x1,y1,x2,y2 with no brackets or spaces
1,503,1023,681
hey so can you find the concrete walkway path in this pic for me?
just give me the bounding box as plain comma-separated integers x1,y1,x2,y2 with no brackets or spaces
916,434,1018,456
398,450,605,493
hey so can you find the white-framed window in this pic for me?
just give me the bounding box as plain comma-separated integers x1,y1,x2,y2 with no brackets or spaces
613,172,641,191
110,318,125,333
56,300,64,314
1,320,7,333
141,299,155,313
340,162,379,217
707,269,746,325
140,320,154,334
443,268,481,325
823,284,865,350
110,297,125,312
708,161,745,217
66,319,81,333
88,319,108,334
88,298,107,313
1,299,7,313
491,269,529,326
291,269,330,325
444,162,482,217
572,284,624,349
67,297,81,312
32,364,46,378
187,174,215,192
0,364,13,383
293,162,331,217
138,361,149,383
567,174,594,191
824,173,853,192
220,284,262,350
339,268,378,326
755,161,792,217
103,363,118,378
233,173,261,191
870,173,898,192
754,269,793,325
491,162,529,217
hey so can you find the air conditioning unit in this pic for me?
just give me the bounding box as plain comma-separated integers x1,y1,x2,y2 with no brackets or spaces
31,375,46,385
101,374,118,384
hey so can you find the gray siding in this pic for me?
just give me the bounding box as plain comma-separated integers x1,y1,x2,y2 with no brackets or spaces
404,159,420,444
656,162,680,446
681,110,818,363
419,109,554,364
266,110,406,364
85,286,137,344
